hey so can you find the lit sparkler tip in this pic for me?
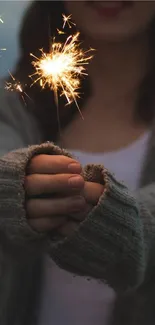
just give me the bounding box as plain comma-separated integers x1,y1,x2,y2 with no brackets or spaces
30,30,93,108
30,12,93,120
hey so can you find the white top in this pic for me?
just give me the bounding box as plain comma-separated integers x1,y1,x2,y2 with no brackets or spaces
38,131,150,325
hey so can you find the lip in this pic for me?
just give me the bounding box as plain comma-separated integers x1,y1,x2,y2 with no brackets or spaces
89,1,134,19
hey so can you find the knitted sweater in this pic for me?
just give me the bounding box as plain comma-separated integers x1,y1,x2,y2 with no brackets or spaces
0,84,155,325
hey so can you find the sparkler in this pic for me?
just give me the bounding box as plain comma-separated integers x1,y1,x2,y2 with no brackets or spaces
1,16,29,105
5,72,31,105
30,15,94,118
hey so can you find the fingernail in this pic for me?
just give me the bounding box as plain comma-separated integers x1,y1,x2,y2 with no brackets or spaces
68,162,82,173
68,175,84,188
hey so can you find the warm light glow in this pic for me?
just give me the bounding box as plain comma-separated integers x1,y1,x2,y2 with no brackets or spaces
30,14,94,120
30,31,93,115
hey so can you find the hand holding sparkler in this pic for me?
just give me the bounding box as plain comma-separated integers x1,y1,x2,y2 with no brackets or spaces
58,181,104,237
25,153,103,235
25,154,86,232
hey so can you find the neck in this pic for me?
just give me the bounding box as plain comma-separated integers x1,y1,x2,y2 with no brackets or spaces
86,33,149,115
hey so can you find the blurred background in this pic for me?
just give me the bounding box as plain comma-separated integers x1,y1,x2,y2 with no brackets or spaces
0,1,31,77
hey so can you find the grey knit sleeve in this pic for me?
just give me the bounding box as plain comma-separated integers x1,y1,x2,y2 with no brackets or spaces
0,142,71,247
1,141,155,295
50,166,155,294
0,83,42,156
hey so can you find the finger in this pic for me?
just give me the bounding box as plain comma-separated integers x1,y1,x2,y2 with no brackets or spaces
68,203,92,222
58,220,79,237
26,196,86,219
25,174,84,196
28,216,67,232
83,182,104,205
27,155,82,175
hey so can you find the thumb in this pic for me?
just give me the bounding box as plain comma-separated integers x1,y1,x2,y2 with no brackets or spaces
83,181,104,205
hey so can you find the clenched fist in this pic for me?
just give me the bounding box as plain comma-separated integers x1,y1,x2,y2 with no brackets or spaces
25,154,86,232
58,178,104,236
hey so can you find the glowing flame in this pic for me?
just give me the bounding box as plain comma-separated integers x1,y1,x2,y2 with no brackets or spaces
30,15,93,115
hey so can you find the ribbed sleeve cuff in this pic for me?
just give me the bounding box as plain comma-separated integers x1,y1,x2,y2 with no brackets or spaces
0,142,71,247
50,169,145,293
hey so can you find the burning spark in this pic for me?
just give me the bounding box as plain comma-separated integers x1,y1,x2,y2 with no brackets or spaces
5,79,23,93
57,28,65,35
30,32,93,116
5,72,31,105
62,14,75,29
